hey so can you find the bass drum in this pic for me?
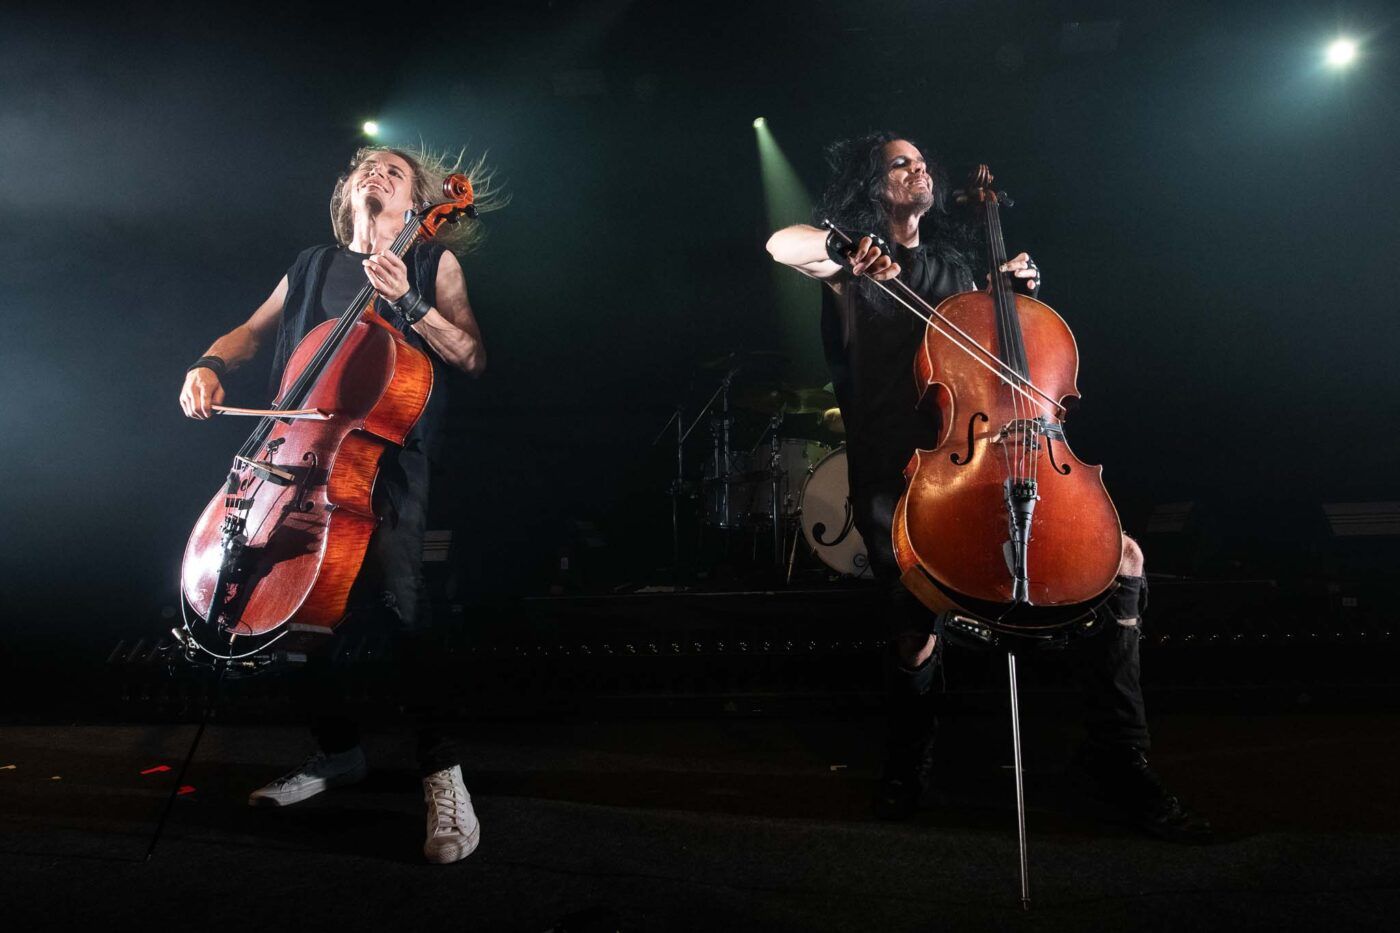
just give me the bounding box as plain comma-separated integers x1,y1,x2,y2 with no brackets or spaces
798,445,871,578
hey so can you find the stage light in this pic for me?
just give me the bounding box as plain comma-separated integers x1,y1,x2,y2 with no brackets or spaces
1325,37,1357,68
362,120,381,137
753,116,766,129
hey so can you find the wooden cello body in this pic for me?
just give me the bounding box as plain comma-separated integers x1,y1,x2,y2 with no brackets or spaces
181,315,432,656
180,175,476,659
888,167,1122,632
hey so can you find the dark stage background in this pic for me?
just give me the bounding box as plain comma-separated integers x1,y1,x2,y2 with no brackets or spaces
2,0,1397,645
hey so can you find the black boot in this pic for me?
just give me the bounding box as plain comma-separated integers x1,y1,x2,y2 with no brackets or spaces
1073,744,1214,843
874,653,940,821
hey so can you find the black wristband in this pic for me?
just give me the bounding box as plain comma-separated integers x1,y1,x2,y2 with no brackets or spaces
188,355,227,379
392,288,430,325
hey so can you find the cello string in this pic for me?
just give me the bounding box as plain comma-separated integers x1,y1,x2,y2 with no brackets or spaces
273,205,428,439
827,221,1062,414
285,220,420,408
863,278,1058,418
236,217,422,465
270,216,423,452
288,214,419,403
986,196,1024,484
994,198,1034,487
884,268,1058,417
882,273,1062,414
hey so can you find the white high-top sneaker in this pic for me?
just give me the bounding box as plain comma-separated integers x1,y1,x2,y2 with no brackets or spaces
248,747,368,807
422,764,480,864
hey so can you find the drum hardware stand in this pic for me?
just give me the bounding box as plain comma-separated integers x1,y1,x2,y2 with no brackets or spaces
687,365,739,532
766,412,784,567
785,511,802,583
714,368,737,532
651,402,687,581
651,364,740,581
748,408,793,572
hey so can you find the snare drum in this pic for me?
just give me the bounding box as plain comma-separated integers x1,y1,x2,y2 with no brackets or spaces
798,445,870,577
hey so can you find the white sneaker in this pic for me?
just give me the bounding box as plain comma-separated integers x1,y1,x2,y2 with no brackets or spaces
248,747,368,807
422,764,480,864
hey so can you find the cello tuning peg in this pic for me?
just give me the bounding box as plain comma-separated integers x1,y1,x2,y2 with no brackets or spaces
997,191,1015,207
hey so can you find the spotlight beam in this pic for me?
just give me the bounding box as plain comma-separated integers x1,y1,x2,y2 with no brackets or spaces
754,119,821,377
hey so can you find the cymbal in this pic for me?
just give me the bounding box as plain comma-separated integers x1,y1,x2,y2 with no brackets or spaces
699,349,788,371
822,406,846,434
732,383,836,414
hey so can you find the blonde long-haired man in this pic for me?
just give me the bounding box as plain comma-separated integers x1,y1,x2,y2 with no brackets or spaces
179,146,496,864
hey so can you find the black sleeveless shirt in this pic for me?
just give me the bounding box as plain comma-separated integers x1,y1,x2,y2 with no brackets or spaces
821,241,976,491
268,242,449,459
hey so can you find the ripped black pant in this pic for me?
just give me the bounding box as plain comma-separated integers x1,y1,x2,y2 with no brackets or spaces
852,479,1150,753
301,443,460,777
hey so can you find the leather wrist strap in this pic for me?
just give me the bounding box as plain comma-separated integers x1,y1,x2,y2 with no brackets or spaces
392,288,429,325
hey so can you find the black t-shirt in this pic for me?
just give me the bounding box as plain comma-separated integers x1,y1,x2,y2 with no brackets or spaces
320,247,374,318
822,241,975,491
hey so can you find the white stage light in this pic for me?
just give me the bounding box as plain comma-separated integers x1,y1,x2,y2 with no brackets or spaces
1326,37,1357,68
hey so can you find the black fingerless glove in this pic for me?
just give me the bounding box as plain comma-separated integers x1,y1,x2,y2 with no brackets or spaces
825,230,891,269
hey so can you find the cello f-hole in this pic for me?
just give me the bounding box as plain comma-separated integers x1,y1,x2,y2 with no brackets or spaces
1045,436,1071,475
951,412,989,465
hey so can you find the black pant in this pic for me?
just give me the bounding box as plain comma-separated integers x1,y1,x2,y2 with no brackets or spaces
306,442,460,777
852,479,1150,752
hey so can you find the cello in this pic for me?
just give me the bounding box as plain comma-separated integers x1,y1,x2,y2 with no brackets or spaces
178,174,477,660
826,164,1122,633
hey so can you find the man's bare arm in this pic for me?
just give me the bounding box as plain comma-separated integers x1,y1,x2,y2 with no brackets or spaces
766,224,844,280
179,276,287,419
767,224,900,283
411,250,486,376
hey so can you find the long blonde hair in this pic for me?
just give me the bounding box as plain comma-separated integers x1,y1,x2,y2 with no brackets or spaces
328,144,507,254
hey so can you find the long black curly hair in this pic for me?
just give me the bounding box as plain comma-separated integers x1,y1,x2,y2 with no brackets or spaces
813,131,980,298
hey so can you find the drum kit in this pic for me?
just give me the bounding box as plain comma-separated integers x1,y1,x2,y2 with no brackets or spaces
654,350,870,580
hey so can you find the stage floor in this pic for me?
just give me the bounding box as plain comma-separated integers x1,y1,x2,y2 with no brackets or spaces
3,711,1398,931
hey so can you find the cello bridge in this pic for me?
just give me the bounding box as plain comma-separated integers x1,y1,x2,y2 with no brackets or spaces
993,418,1042,451
993,416,1065,451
